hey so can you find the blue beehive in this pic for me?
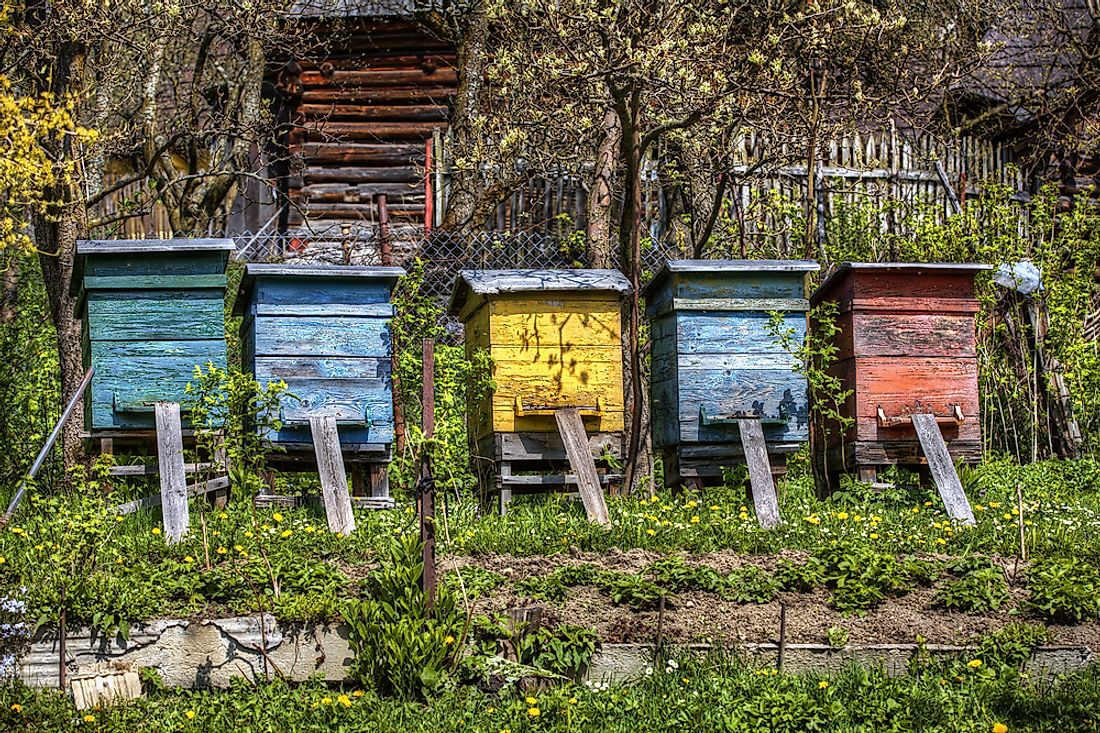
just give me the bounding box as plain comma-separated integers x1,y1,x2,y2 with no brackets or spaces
74,238,234,432
234,264,405,450
643,259,819,486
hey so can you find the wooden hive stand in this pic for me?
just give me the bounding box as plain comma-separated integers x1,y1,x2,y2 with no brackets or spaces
75,238,235,543
809,262,991,524
234,264,406,533
643,260,819,529
450,269,631,521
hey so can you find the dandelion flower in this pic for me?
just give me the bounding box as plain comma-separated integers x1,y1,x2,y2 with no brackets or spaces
10,704,22,713
273,513,284,522
968,659,982,669
690,516,700,524
352,690,364,698
337,694,352,708
646,528,656,536
83,714,95,723
836,512,849,520
818,680,829,689
216,547,228,555
525,697,538,705
444,635,455,645
321,696,332,705
280,530,292,538
992,724,1008,733
151,527,162,536
527,708,540,718
184,556,194,563
185,710,196,720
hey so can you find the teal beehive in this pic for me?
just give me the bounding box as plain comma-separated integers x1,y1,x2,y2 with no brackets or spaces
233,264,405,450
74,239,234,432
643,259,819,486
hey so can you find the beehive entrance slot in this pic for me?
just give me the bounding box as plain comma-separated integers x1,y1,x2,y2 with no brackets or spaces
735,417,781,530
877,404,964,429
700,406,787,427
515,396,603,418
910,413,976,526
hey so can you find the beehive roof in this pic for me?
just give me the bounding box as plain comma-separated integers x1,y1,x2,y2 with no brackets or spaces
641,259,819,298
72,238,236,296
449,269,632,318
232,264,405,317
811,262,993,304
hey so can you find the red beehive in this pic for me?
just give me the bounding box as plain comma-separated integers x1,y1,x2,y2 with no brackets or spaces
809,263,991,491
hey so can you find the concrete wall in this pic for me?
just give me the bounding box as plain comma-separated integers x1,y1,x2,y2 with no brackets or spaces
18,616,1096,689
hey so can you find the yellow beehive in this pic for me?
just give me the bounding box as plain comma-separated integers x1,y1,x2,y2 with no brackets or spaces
450,269,632,508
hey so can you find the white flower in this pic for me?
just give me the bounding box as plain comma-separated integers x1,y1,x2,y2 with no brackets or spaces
667,659,679,670
644,666,654,676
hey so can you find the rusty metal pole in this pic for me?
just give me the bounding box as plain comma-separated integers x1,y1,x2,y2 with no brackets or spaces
420,338,437,612
377,193,392,266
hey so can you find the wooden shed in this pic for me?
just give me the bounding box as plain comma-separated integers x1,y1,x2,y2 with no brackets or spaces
809,262,991,492
74,239,234,434
449,269,631,513
234,264,404,499
643,260,819,490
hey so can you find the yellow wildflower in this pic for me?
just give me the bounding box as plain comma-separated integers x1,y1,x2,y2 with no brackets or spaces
869,533,879,540
337,694,352,708
710,505,721,512
83,714,95,723
218,512,228,519
216,547,228,555
804,515,821,525
185,710,196,720
184,556,194,563
444,635,455,645
244,531,254,538
818,680,828,689
10,527,24,535
992,724,1008,733
924,501,933,507
0,557,5,564
646,528,656,536
690,516,700,524
151,527,161,536
836,512,849,521
10,704,23,713
968,659,982,669
280,530,292,538
528,708,540,718
525,697,538,705
305,526,316,534
352,690,364,698
321,696,332,705
273,513,284,522
234,545,244,553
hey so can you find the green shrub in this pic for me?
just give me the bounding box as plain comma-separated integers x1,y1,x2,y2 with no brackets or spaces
344,534,466,699
774,557,825,592
814,543,912,615
935,568,1010,614
648,556,725,593
1026,558,1100,623
721,566,778,604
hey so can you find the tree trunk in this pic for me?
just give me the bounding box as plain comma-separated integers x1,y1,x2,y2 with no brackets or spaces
586,109,620,268
617,94,650,494
32,41,89,472
439,3,489,233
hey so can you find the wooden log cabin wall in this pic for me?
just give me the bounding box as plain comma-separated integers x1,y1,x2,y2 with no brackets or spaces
271,6,456,254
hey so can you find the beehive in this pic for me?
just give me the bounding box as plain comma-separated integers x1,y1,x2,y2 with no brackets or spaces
74,239,234,432
449,269,631,506
234,264,404,451
643,260,819,486
809,262,990,489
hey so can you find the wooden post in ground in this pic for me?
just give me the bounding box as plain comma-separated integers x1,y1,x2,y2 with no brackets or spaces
554,407,610,526
420,339,437,612
737,418,781,530
310,415,355,536
155,402,189,544
911,413,975,525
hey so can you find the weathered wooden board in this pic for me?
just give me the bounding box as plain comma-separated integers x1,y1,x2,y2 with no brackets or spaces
554,407,610,526
911,413,976,525
843,311,978,358
738,418,782,529
675,369,809,442
674,313,806,355
254,356,391,381
86,294,225,342
155,403,189,544
310,416,356,536
252,316,392,359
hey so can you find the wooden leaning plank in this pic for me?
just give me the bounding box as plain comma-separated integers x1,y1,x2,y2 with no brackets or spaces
911,413,976,525
111,477,231,516
553,407,610,526
154,402,189,544
737,418,782,529
310,415,356,536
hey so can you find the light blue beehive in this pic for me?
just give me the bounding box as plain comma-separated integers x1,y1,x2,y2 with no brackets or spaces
234,264,405,450
643,259,819,485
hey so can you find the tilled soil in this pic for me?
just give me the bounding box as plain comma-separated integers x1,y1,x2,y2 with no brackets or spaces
441,550,1100,649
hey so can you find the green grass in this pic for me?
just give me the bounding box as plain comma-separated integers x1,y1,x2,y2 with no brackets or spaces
1,457,1098,633
2,645,1098,732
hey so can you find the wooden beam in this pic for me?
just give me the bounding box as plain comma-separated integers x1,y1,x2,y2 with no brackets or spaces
111,477,230,516
737,418,781,530
155,403,189,544
911,413,976,525
554,407,610,526
310,415,356,536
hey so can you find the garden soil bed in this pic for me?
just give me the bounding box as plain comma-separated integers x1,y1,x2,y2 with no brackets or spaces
445,549,1100,649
